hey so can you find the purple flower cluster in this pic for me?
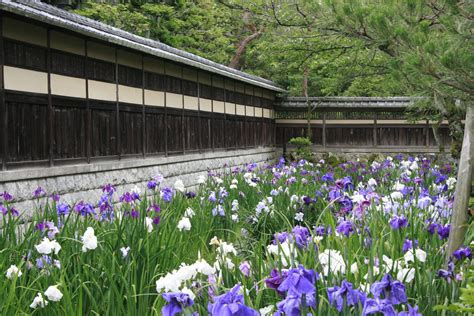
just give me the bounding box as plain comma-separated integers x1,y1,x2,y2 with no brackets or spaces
208,284,258,316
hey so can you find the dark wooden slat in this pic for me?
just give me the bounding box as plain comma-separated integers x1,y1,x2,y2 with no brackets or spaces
47,28,54,167
142,55,146,157
0,13,6,170
115,47,120,159
85,39,91,163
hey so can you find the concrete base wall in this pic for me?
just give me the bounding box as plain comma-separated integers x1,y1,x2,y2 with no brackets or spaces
0,148,276,216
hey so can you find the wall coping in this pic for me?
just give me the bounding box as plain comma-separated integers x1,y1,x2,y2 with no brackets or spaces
0,147,275,183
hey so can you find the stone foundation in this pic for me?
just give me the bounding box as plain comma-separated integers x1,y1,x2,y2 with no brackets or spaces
0,148,276,216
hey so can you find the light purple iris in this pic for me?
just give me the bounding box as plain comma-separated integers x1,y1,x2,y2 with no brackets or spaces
207,284,258,316
370,274,407,305
162,292,194,316
327,280,366,312
389,215,408,230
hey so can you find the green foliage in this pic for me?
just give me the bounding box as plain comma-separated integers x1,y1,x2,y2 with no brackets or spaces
288,137,312,161
0,156,467,314
74,1,240,65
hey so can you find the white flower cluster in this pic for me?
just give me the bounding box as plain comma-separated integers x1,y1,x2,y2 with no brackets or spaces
210,237,237,271
30,285,63,309
231,200,239,222
197,174,206,184
229,179,238,190
155,258,215,293
243,172,258,187
81,227,98,252
360,249,427,284
267,240,297,267
319,249,346,275
145,217,153,233
174,179,185,193
177,217,192,231
5,265,22,279
35,238,61,255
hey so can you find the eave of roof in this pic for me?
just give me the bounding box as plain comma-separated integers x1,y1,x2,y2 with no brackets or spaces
276,96,424,109
0,0,286,93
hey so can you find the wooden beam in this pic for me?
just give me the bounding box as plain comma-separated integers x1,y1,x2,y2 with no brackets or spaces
46,28,54,167
373,113,377,147
84,39,91,164
446,106,473,260
181,66,185,155
164,62,168,157
141,54,146,158
211,75,215,152
197,71,202,153
322,113,326,149
425,119,430,147
114,47,121,160
0,13,6,171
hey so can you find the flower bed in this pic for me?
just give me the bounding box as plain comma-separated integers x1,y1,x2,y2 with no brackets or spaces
0,156,472,315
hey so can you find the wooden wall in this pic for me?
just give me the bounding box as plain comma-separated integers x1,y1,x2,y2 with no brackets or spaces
275,110,452,150
0,14,276,170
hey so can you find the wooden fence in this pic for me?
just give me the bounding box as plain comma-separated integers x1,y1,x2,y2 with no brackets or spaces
275,97,452,152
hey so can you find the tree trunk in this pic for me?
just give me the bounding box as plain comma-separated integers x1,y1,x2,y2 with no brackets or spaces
228,31,263,70
302,67,311,140
446,106,474,261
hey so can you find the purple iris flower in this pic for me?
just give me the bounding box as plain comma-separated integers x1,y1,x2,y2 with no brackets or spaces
162,292,194,316
152,216,161,225
339,197,353,213
56,203,70,216
292,226,310,248
148,204,161,213
278,265,317,296
212,205,225,217
147,180,157,190
276,291,316,316
265,269,288,296
389,215,408,230
239,261,251,277
362,298,396,316
322,172,334,182
161,187,173,203
185,191,196,199
102,183,116,194
335,179,345,189
273,232,289,245
75,201,96,217
399,304,422,316
343,176,354,190
207,284,258,316
33,187,46,198
453,246,472,261
315,226,326,236
36,255,52,269
1,191,13,202
327,280,366,312
427,222,438,235
302,196,312,205
370,274,407,305
130,209,139,219
208,192,217,203
336,220,355,237
437,224,450,240
402,239,418,253
119,192,140,204
328,188,342,201
437,261,455,282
